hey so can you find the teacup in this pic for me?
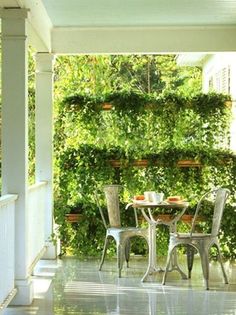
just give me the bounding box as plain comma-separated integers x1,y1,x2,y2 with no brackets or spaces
153,192,164,203
144,191,155,202
144,191,164,203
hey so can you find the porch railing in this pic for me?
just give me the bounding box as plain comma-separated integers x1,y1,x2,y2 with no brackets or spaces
0,194,18,310
27,181,47,273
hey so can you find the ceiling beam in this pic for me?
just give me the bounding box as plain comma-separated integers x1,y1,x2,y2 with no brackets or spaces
1,0,53,51
22,0,52,52
52,25,236,54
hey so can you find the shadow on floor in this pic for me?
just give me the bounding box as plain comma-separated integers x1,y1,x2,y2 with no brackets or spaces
4,256,236,315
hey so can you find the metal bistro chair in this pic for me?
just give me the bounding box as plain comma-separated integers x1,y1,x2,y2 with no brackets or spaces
162,187,230,290
95,185,148,277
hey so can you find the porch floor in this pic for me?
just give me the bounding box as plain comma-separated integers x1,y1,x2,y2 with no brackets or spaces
4,255,236,315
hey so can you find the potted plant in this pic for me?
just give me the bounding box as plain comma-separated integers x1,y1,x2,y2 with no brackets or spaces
65,204,85,223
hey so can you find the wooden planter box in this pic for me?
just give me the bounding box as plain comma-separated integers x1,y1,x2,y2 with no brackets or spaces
109,159,202,168
65,213,84,223
156,214,195,224
139,214,204,225
109,159,149,168
102,101,232,111
177,160,201,168
102,103,112,110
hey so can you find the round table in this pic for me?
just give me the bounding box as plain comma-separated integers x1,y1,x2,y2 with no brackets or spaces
130,201,189,282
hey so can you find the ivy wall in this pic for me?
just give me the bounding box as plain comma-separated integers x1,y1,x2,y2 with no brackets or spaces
54,92,236,259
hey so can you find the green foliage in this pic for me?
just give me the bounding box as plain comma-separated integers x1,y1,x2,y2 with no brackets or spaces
54,55,202,99
54,88,236,259
57,92,231,154
28,47,36,184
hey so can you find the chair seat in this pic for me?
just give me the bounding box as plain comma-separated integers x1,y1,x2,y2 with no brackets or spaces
108,226,145,232
171,232,212,239
108,227,148,239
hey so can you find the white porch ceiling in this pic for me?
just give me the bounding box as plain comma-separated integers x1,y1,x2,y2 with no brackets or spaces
176,53,209,66
41,0,236,28
1,0,236,54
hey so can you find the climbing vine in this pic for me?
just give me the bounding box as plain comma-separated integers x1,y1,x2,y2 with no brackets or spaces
54,91,236,259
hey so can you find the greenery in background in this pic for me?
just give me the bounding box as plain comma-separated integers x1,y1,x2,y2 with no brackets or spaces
53,55,203,256
28,47,36,184
52,52,235,259
54,55,201,98
6,47,235,258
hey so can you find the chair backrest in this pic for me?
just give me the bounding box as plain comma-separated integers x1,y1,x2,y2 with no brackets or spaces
95,185,140,229
211,188,230,236
103,185,122,228
191,188,230,237
94,190,108,229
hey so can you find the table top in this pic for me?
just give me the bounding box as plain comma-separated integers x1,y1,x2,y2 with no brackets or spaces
131,201,188,209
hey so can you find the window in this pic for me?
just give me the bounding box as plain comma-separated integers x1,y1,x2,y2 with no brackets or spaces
208,66,231,94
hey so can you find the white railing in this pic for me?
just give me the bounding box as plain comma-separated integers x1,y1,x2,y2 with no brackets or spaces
27,181,47,273
0,194,18,310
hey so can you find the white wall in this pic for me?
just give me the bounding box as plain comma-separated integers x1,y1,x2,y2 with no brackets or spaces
202,53,236,99
202,53,236,152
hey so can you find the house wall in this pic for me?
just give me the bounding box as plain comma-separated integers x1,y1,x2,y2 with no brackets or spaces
202,53,236,152
202,53,236,99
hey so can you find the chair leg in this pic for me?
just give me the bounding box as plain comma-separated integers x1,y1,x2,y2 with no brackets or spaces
99,236,109,271
162,246,175,285
125,239,131,268
117,242,125,278
186,245,195,279
216,243,228,284
125,238,131,268
199,245,210,290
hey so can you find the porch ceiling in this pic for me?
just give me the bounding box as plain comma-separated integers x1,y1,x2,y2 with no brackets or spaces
42,0,236,28
1,0,236,54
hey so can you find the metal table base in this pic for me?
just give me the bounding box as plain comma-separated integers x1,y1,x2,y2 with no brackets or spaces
137,203,188,282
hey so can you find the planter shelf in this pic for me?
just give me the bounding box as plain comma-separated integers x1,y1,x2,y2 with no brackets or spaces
102,103,112,110
102,101,232,111
139,214,204,225
155,214,203,224
65,213,84,223
177,160,201,167
109,159,201,168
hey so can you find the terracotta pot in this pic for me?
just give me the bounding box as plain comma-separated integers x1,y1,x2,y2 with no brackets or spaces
102,103,112,110
109,159,202,168
65,213,84,223
138,214,204,225
177,160,201,168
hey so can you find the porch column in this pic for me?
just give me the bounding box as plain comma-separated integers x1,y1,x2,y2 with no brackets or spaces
35,53,58,258
1,8,32,304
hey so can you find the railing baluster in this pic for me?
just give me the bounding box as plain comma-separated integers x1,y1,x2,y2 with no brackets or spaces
0,194,17,310
27,181,48,273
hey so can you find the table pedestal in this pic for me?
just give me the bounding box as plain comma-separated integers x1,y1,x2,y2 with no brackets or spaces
141,222,163,282
140,206,188,282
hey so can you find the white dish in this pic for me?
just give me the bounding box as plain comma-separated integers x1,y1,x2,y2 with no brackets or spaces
133,200,163,206
133,200,148,204
166,200,185,204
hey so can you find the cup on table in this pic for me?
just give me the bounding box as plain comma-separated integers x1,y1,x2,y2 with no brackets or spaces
144,191,164,203
144,191,154,202
155,192,164,203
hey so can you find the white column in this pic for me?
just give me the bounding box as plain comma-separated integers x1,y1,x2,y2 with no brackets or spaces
1,8,32,304
35,53,58,258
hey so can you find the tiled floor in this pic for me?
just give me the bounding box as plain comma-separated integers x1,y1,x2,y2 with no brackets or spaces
4,256,236,315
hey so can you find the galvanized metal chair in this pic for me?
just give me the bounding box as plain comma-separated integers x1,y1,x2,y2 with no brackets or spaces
95,185,148,277
162,187,230,290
